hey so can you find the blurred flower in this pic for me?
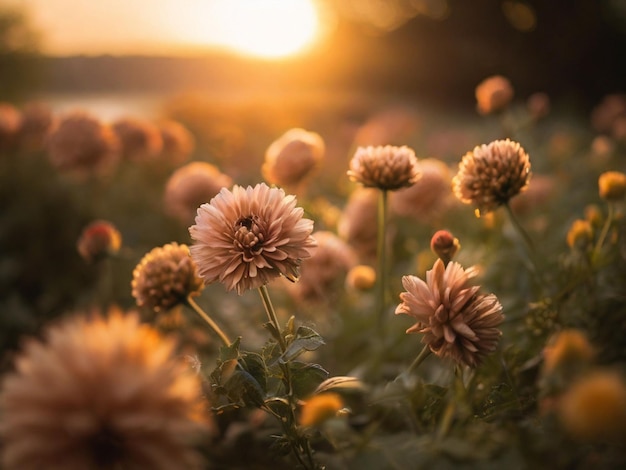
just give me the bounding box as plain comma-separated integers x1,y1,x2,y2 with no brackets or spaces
76,220,122,263
509,174,555,216
584,204,604,229
353,106,421,147
475,75,514,115
611,115,626,144
542,329,594,377
262,128,325,187
164,162,232,224
558,370,626,443
158,119,195,164
112,117,163,161
452,139,531,216
338,187,379,261
345,264,376,291
131,243,204,312
189,183,317,295
598,170,626,201
0,103,22,151
288,231,357,303
0,310,210,470
396,259,504,368
348,145,421,191
430,230,460,264
46,111,120,176
590,93,626,134
526,92,550,120
17,102,54,152
389,158,452,223
299,392,345,427
566,219,594,249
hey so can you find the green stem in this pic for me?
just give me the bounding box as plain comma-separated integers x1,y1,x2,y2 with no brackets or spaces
184,296,231,347
593,202,614,258
406,344,432,376
258,286,315,470
376,189,388,338
504,202,536,257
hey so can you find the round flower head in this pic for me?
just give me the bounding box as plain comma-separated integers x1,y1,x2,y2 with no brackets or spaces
475,75,514,115
189,183,317,295
262,128,325,187
0,310,210,470
452,139,531,216
158,119,195,164
348,145,421,191
112,117,163,162
598,170,626,201
132,242,204,312
338,187,379,261
0,103,22,152
288,230,357,303
430,230,460,264
164,162,232,224
395,258,504,368
46,111,120,177
389,158,452,223
76,220,122,263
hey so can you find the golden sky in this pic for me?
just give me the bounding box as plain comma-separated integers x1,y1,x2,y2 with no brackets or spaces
9,0,331,59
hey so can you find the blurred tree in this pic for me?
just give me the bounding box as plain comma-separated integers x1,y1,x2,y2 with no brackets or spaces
0,5,42,100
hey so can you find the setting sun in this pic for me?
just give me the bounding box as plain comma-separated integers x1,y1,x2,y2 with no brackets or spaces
207,0,321,59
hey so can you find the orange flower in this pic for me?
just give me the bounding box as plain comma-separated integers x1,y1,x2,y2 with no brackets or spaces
475,75,514,115
189,183,317,294
76,220,122,263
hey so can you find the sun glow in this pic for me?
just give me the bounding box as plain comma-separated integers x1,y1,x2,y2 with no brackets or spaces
206,0,321,59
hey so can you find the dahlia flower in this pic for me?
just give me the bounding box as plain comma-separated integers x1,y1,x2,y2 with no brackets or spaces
189,183,317,295
395,259,504,368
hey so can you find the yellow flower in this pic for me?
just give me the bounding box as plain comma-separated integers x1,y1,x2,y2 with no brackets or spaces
598,170,626,201
299,393,344,427
558,370,626,443
346,264,376,291
566,219,593,249
542,329,594,376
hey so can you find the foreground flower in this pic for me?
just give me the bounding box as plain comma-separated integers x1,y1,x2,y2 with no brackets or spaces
164,162,232,224
46,111,120,176
132,243,204,312
189,183,317,295
348,145,421,191
262,128,325,187
452,139,531,215
76,220,122,263
395,259,504,368
475,75,514,115
0,310,210,470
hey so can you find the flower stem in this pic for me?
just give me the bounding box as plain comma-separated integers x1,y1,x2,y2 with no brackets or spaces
504,202,540,277
376,189,389,339
406,344,432,376
593,201,614,258
258,285,315,469
184,296,231,347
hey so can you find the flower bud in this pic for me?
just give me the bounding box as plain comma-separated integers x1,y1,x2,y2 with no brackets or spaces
77,220,122,263
598,171,626,201
430,230,460,264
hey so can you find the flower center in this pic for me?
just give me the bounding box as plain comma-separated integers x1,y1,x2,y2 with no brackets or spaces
234,215,264,255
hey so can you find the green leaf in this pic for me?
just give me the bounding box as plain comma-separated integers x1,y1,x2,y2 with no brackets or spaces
224,369,266,408
279,326,325,363
289,361,329,399
218,336,241,362
240,352,268,392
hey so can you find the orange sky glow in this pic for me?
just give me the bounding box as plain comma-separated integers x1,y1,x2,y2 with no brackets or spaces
9,0,334,59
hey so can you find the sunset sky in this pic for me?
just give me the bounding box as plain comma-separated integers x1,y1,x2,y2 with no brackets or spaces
7,0,333,59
